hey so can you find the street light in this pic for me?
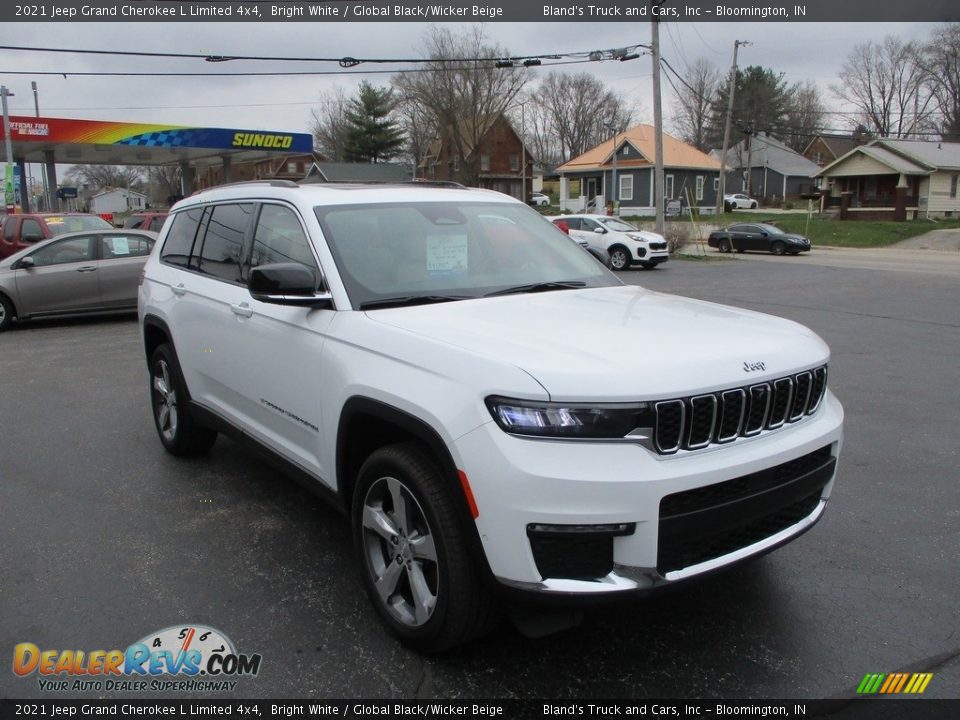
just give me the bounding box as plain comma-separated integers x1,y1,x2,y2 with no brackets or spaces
32,81,50,211
2,86,15,212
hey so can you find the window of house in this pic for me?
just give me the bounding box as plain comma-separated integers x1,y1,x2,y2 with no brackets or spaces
287,162,298,174
480,155,490,172
714,177,720,191
622,146,630,155
696,176,705,201
665,175,675,200
619,175,633,201
951,174,958,199
510,154,519,172
453,156,460,171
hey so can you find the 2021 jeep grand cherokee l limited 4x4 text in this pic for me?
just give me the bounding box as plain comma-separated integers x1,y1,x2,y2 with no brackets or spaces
139,181,843,652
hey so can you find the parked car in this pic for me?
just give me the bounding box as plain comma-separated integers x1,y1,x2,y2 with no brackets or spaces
724,193,759,210
708,223,811,255
123,212,169,233
550,214,669,271
0,229,156,331
139,181,842,652
0,213,115,260
546,216,612,268
528,192,551,207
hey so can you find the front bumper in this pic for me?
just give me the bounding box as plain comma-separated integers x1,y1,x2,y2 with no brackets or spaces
453,390,843,595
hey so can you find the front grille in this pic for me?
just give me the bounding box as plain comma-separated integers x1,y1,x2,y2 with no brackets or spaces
653,366,828,454
657,445,835,574
650,241,668,250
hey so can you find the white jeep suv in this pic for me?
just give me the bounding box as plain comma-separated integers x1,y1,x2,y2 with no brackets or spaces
139,181,843,652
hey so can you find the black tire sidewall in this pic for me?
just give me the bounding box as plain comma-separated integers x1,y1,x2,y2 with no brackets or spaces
0,295,13,331
351,445,461,650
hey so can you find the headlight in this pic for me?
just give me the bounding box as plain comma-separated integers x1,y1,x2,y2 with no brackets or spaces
627,233,645,242
485,397,654,439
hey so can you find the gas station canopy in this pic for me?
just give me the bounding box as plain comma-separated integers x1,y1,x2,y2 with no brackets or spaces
2,115,314,168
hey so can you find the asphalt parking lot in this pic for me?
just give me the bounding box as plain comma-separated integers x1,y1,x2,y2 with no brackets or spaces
1,248,958,703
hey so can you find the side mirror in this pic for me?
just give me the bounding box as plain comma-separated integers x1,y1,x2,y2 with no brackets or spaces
593,227,607,234
249,263,333,308
17,256,35,269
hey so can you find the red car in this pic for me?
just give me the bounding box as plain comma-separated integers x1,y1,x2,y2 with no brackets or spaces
0,213,115,259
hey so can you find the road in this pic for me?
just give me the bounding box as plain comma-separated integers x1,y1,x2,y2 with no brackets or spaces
1,249,957,703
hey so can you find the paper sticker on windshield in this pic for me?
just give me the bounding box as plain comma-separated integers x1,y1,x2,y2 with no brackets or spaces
426,235,468,276
111,237,131,255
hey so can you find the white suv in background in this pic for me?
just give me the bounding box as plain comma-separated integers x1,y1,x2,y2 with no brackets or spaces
139,181,843,652
554,214,670,271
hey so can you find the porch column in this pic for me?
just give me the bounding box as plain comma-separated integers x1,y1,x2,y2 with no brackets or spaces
892,173,908,222
840,192,852,220
559,175,569,212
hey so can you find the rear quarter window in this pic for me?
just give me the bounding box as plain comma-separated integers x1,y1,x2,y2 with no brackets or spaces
160,208,204,268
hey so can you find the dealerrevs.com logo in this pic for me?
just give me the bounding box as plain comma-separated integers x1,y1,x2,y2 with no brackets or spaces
13,625,262,692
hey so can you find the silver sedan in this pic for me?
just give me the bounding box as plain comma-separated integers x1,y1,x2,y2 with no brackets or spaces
0,229,156,331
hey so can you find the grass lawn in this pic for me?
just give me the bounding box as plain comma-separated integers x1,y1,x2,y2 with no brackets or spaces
696,212,960,248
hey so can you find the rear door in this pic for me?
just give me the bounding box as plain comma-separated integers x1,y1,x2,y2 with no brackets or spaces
96,232,155,308
15,236,100,315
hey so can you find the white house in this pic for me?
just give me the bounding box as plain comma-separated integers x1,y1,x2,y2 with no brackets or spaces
90,188,148,215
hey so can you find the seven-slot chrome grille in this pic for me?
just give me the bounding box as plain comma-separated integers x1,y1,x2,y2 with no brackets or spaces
653,366,828,454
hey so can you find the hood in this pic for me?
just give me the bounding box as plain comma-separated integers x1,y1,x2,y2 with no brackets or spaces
365,286,829,401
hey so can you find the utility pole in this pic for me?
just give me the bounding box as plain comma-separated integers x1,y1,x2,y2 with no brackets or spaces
651,14,665,234
715,40,749,216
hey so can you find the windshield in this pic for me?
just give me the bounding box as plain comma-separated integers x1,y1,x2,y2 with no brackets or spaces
314,202,618,309
44,215,114,235
599,218,639,233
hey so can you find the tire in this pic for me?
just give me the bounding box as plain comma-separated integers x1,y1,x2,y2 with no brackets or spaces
608,246,631,271
771,241,786,256
717,239,731,253
149,343,217,456
0,294,13,332
750,201,758,209
352,443,498,652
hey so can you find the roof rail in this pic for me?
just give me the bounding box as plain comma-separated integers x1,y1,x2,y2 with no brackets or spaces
205,179,299,190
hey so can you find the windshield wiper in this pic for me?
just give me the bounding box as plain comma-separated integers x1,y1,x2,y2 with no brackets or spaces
359,294,472,310
485,280,587,298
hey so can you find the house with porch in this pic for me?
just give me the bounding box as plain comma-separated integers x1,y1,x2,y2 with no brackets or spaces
554,125,720,215
802,134,863,168
716,133,821,203
815,139,960,220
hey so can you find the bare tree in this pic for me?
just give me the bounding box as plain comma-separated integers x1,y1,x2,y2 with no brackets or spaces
783,80,828,152
393,25,529,186
63,165,145,192
919,23,960,140
831,36,935,138
531,72,637,162
669,58,721,152
144,165,183,206
395,98,438,176
513,90,562,168
309,86,351,161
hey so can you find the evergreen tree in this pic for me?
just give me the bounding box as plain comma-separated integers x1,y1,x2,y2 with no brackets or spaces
343,82,405,163
706,66,794,150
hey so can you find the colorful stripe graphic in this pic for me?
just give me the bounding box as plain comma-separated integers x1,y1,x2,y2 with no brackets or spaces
857,672,933,694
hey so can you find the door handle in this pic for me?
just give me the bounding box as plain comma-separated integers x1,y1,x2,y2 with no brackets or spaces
171,283,186,297
76,265,97,272
231,302,253,318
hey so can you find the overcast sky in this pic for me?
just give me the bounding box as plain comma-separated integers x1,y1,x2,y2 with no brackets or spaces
0,21,945,139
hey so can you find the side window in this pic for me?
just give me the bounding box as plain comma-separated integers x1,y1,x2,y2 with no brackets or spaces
197,203,254,283
249,204,318,281
565,217,582,231
582,218,600,231
160,208,204,268
29,236,94,266
101,234,153,259
3,219,14,241
22,219,44,241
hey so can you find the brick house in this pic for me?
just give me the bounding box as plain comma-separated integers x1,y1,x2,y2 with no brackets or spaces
419,114,532,200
